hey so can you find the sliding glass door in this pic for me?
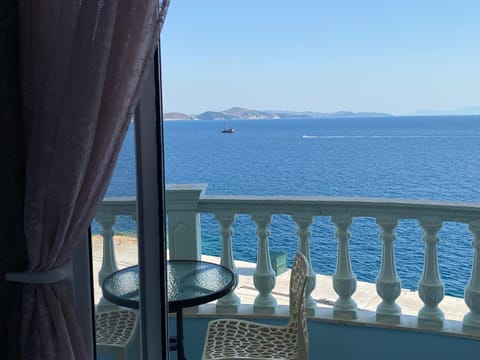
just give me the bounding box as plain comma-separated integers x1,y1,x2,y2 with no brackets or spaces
84,48,170,359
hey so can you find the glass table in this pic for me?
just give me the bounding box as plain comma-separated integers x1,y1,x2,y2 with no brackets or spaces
101,260,236,360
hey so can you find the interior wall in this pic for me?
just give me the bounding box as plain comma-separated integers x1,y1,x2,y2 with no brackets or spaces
178,316,479,360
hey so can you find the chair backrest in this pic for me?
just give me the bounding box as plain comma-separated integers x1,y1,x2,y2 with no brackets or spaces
288,252,309,360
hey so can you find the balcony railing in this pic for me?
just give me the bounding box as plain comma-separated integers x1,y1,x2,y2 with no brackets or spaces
94,184,480,336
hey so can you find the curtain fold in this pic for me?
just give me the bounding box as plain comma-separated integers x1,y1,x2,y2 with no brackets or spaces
17,1,169,358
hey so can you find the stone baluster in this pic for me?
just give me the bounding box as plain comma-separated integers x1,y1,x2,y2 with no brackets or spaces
463,219,480,331
252,213,277,314
96,213,119,311
215,212,240,313
332,214,357,319
293,212,316,316
375,216,401,323
418,217,444,328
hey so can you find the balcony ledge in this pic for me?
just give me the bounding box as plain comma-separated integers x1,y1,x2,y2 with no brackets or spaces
184,303,479,340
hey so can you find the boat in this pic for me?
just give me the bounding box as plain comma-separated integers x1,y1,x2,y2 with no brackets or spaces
221,121,235,133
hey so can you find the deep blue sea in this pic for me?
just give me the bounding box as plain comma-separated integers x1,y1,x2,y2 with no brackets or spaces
100,115,480,298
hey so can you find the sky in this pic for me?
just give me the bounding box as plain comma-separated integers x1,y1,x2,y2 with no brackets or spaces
160,0,480,115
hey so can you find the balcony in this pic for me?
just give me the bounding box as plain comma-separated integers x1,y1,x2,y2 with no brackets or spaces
93,184,480,359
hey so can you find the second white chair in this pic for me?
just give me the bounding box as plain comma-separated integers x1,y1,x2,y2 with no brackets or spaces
201,252,310,360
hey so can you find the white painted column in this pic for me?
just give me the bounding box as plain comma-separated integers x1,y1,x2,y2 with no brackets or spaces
165,184,206,260
96,212,119,311
293,212,316,316
332,214,357,319
215,212,240,313
418,217,444,328
463,219,480,331
252,213,277,314
375,216,401,323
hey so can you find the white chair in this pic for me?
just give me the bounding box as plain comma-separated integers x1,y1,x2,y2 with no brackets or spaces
201,252,310,360
95,309,139,360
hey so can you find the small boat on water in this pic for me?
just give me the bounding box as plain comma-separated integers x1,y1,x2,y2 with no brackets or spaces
221,121,235,133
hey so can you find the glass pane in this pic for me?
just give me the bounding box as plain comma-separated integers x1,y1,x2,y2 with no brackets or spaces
91,121,141,359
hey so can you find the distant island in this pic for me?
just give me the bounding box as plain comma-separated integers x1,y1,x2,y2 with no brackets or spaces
164,107,393,121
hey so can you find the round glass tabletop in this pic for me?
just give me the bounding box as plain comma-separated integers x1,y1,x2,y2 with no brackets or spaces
102,260,235,312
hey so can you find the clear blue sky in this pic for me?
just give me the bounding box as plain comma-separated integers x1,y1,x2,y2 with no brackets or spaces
161,0,480,115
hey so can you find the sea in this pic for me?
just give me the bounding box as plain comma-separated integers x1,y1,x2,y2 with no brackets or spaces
98,115,480,298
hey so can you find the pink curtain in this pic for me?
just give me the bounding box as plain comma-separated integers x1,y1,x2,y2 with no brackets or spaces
17,1,169,358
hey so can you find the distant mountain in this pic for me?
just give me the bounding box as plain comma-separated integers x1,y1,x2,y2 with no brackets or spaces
411,106,480,116
222,107,274,119
163,112,196,120
196,111,237,120
164,107,392,120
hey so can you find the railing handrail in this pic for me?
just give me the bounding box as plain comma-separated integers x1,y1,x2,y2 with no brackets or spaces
199,195,480,222
96,194,480,222
96,197,136,215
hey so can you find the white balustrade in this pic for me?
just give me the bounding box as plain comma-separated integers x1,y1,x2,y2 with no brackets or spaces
215,212,240,313
166,184,206,260
95,198,136,311
94,185,480,337
97,213,118,286
96,213,119,311
252,213,277,314
293,212,316,316
375,216,401,323
418,217,444,328
332,214,357,319
464,220,480,331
